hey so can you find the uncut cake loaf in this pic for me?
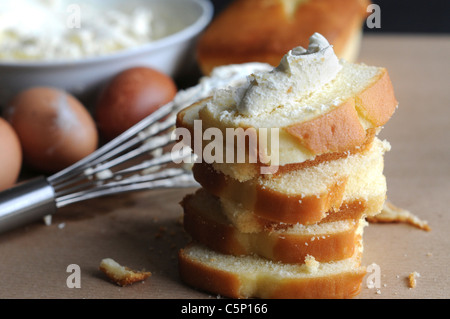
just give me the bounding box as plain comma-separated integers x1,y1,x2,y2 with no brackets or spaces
176,33,397,299
196,0,370,75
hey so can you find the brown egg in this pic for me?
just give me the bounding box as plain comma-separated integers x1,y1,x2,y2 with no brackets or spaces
5,87,98,174
0,117,22,191
95,66,177,141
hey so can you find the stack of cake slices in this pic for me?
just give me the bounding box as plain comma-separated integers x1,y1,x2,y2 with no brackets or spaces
175,34,398,299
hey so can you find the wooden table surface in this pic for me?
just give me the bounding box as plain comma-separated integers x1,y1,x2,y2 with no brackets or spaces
0,34,449,299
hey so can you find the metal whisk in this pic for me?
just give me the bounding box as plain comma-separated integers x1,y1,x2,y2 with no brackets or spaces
0,62,273,234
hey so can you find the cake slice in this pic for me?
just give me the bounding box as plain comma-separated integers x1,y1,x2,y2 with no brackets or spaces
182,188,367,264
192,138,389,225
178,242,366,299
176,58,397,170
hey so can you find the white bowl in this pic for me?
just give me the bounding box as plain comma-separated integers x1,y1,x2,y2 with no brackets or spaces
0,0,213,106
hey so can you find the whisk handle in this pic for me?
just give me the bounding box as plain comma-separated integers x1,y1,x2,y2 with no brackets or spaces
0,176,56,234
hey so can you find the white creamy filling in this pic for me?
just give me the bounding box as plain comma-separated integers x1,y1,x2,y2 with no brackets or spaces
0,0,172,61
232,33,342,116
173,62,273,112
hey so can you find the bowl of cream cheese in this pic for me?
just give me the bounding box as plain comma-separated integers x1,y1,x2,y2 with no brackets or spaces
0,0,213,105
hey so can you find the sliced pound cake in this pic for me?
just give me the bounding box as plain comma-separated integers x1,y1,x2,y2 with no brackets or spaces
192,138,389,225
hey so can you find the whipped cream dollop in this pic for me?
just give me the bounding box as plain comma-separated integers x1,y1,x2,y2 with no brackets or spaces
235,33,342,116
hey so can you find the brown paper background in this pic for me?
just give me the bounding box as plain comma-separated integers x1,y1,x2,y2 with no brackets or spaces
0,35,449,299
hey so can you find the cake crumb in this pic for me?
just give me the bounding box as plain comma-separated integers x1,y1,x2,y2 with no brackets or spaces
304,255,319,273
99,258,151,287
367,201,431,231
43,215,52,226
408,272,420,288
